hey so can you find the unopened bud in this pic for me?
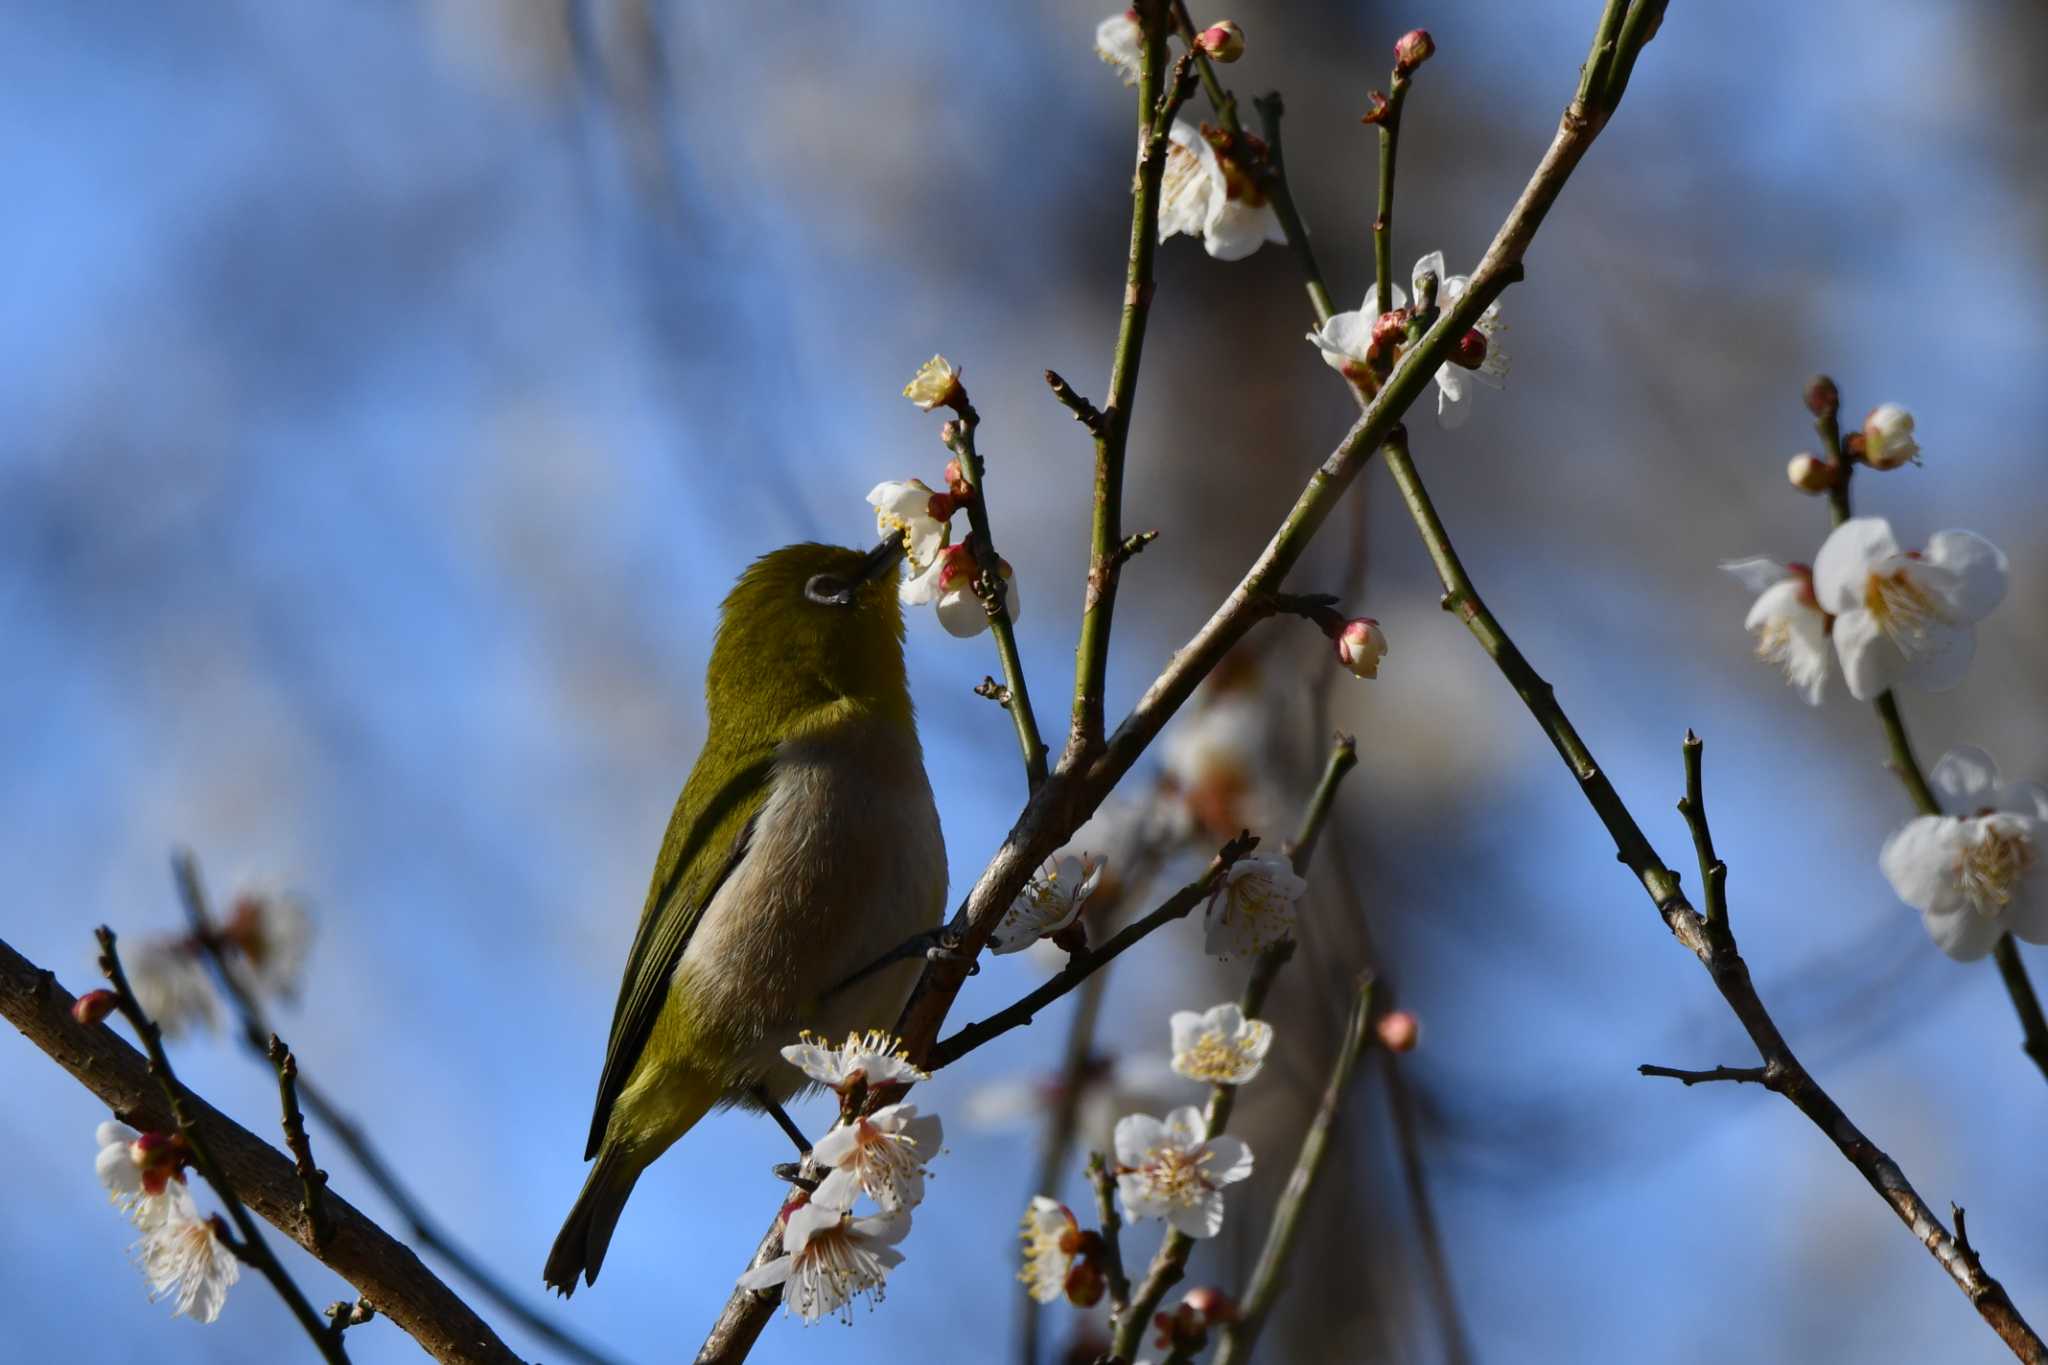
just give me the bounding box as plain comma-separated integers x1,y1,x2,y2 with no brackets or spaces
1802,374,1839,421
903,354,965,413
1334,617,1388,680
71,989,118,1026
1154,1303,1209,1352
1195,21,1245,62
1369,310,1408,355
1394,29,1436,74
1859,403,1920,470
1785,452,1833,494
943,457,970,498
1376,1009,1421,1053
1181,1286,1241,1325
1064,1257,1106,1308
1361,90,1391,125
1451,328,1489,370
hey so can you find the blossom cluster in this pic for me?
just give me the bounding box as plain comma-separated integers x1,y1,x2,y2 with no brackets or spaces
1021,1000,1269,1307
1310,250,1510,427
741,1031,944,1324
1881,747,2045,961
1726,514,2007,705
94,1122,239,1323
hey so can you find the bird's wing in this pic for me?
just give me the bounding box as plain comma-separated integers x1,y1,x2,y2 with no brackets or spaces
583,746,776,1160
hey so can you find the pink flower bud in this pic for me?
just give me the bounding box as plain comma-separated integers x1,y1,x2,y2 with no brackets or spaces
71,989,118,1026
1394,28,1435,73
1182,1285,1241,1324
1785,452,1833,494
1802,374,1839,420
1451,328,1489,370
1334,617,1388,680
1195,20,1245,62
1370,310,1409,355
1376,1009,1421,1053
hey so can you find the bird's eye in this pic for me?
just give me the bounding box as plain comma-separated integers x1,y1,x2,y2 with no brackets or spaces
805,573,853,607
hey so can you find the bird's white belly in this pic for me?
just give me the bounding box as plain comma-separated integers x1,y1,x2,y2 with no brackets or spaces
670,726,946,1100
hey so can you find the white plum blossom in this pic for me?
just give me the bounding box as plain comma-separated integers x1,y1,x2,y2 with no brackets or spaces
1860,403,1920,469
1158,120,1285,262
220,888,313,1002
1094,10,1143,85
900,543,1020,639
95,1122,235,1323
813,1104,943,1213
1307,250,1507,427
134,1182,240,1323
1722,557,1832,705
1880,747,2048,960
1203,853,1308,958
1018,1196,1082,1304
1113,1105,1253,1239
867,478,953,574
737,1197,909,1325
1334,617,1388,679
1812,517,2007,701
127,939,219,1037
990,853,1105,954
1169,1003,1273,1085
782,1028,929,1093
901,355,962,412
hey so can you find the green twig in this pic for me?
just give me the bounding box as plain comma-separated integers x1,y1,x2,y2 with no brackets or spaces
1252,93,1337,327
1088,1151,1133,1314
1107,737,1356,1361
1212,975,1376,1365
942,396,1049,788
1072,0,1181,755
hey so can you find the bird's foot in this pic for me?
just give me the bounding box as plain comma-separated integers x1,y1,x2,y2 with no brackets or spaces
824,927,978,998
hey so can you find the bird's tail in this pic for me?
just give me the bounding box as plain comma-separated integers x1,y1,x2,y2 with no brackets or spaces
544,1147,643,1296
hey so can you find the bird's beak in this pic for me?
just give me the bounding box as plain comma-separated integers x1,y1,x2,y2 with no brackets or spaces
853,535,906,587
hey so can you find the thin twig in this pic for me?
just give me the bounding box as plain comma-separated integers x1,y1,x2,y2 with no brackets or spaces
1107,738,1357,1360
1044,369,1105,434
1370,49,1415,318
94,929,349,1362
1679,731,1730,931
1250,90,1335,325
1088,1151,1133,1313
1071,0,1174,756
1212,975,1376,1365
171,851,615,1365
930,835,1257,1069
1376,428,2045,1362
942,391,1049,788
1637,1063,1772,1087
267,1034,334,1248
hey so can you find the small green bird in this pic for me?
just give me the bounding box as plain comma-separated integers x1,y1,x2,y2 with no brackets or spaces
544,539,946,1294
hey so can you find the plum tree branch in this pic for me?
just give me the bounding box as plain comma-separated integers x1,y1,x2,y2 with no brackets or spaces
0,936,525,1364
1375,427,2045,1362
171,850,618,1365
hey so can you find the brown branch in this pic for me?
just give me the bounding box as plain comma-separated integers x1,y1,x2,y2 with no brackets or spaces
267,1033,334,1248
1377,428,2046,1362
171,851,618,1365
1088,1151,1132,1314
0,936,523,1364
1637,1063,1771,1087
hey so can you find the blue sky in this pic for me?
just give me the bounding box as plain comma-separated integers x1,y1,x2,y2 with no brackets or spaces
3,3,2046,1362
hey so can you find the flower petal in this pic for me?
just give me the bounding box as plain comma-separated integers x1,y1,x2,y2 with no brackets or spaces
1721,557,1790,594
1812,517,1898,615
1924,530,2008,622
1167,1190,1227,1239
1891,620,1975,693
1113,1113,1167,1167
1204,1133,1254,1186
1879,816,1965,917
1922,902,2004,961
1830,609,1895,702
